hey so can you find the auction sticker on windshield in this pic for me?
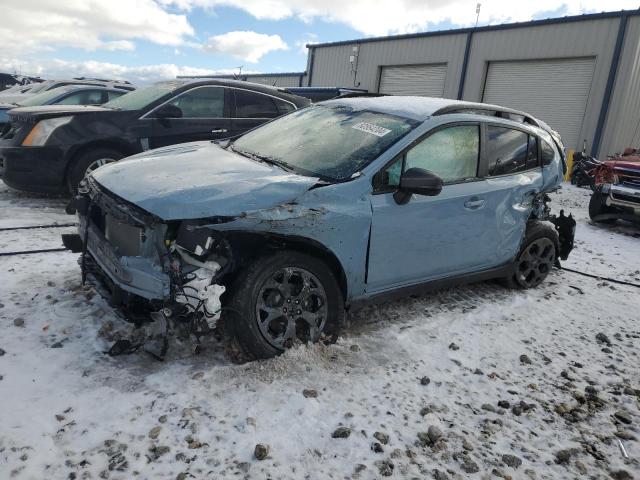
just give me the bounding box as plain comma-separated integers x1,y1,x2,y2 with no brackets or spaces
352,122,391,137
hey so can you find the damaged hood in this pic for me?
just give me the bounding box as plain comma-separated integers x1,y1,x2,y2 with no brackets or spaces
91,141,319,220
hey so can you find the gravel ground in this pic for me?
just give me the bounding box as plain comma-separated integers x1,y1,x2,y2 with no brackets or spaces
0,182,638,480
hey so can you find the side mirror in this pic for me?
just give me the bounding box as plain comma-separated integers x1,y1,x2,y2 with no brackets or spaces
154,104,183,119
393,167,443,205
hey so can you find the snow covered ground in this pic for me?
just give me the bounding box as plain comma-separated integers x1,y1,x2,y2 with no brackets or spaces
0,182,638,480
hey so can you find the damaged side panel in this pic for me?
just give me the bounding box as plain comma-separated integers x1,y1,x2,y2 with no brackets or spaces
194,185,373,300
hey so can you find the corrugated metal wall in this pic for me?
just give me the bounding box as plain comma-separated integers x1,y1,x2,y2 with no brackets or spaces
309,34,467,98
600,15,640,155
465,19,619,151
241,75,305,88
306,13,640,155
482,58,596,148
207,74,305,88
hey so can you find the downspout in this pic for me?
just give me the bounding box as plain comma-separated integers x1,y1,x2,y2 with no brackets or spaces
591,12,630,157
457,31,474,100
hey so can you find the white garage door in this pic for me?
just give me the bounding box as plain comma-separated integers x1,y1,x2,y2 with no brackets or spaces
379,64,447,97
482,58,595,150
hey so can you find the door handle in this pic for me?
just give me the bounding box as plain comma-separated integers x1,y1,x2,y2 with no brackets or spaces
464,198,485,210
211,129,228,134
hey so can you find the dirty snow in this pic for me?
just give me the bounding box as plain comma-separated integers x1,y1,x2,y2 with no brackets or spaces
0,182,639,480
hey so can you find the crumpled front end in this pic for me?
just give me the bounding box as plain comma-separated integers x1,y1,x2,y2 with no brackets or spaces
64,177,235,321
71,177,172,303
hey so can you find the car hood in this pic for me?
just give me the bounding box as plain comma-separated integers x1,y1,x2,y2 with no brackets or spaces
604,160,640,171
91,142,319,220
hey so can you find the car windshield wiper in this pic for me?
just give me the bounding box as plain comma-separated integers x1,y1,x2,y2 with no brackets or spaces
230,145,296,173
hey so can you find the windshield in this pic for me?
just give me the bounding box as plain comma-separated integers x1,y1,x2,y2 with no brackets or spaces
232,105,418,181
103,82,179,111
16,86,77,106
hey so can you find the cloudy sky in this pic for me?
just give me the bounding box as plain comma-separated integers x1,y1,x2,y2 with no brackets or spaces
1,1,638,84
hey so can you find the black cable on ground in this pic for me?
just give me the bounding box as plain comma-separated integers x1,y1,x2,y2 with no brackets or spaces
0,248,69,257
0,223,76,232
559,265,640,288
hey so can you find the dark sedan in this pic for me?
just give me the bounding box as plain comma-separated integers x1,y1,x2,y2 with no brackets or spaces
0,85,127,130
0,79,310,194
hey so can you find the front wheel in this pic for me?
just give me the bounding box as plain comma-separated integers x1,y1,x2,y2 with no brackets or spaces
67,148,123,194
223,251,344,360
505,222,558,289
588,191,617,224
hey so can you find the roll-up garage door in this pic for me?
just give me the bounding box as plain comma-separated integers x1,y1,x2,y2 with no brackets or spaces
379,64,447,97
482,58,595,150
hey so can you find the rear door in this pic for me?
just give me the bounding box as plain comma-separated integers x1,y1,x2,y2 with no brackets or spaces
479,124,544,265
147,85,231,149
229,89,296,137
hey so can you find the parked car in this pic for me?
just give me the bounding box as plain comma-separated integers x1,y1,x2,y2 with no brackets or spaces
589,148,640,223
63,96,573,359
0,79,309,194
0,85,127,130
0,73,44,92
0,78,134,104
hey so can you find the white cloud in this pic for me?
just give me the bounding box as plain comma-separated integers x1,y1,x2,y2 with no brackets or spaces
103,41,136,52
162,0,640,36
295,33,318,55
0,57,258,85
1,0,194,55
203,31,288,63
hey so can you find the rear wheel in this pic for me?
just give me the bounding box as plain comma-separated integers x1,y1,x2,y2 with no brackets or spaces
588,190,617,224
67,148,123,194
505,222,558,289
223,251,343,360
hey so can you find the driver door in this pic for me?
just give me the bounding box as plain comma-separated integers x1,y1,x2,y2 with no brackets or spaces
367,123,500,292
147,86,231,149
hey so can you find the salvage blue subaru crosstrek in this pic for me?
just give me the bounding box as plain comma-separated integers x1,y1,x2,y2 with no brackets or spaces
64,96,575,359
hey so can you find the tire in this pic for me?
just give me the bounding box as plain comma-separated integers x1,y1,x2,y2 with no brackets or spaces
588,190,617,224
222,251,344,360
504,222,558,289
67,148,123,194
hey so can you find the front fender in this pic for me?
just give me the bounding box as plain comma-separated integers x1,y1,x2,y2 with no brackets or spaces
198,186,372,301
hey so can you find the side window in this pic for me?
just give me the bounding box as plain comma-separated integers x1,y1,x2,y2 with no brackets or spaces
235,90,279,118
374,156,403,191
163,86,225,118
540,139,555,165
405,125,480,183
486,126,529,176
274,98,296,114
56,90,105,105
107,91,125,101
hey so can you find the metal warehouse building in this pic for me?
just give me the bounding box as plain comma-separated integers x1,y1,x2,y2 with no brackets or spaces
212,10,640,158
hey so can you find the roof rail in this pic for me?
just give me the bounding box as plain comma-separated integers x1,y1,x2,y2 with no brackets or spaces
432,104,540,127
72,77,132,84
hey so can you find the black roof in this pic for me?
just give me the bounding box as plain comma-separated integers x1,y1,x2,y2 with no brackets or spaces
167,78,310,106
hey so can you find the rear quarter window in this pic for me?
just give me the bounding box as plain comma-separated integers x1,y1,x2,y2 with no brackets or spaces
541,139,555,165
235,90,280,118
486,125,541,176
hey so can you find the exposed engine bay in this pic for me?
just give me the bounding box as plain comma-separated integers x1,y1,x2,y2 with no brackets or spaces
63,179,237,359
